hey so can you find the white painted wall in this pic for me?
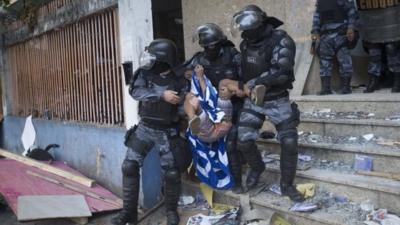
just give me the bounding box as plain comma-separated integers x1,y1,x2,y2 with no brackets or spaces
118,0,154,128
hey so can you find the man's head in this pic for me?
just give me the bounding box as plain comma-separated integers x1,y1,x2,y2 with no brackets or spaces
139,39,178,73
231,4,283,41
193,23,227,59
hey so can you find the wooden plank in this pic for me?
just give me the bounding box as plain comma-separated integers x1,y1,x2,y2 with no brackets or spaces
27,170,122,207
0,149,96,187
17,195,92,221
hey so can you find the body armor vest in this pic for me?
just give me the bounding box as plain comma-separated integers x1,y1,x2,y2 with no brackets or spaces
241,31,282,83
317,0,346,25
139,70,180,125
241,31,294,95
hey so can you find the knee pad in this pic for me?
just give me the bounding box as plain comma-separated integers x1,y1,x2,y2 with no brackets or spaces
165,168,180,183
277,103,300,130
122,159,140,177
280,136,298,155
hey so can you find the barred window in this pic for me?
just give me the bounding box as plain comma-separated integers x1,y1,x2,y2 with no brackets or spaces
8,8,124,125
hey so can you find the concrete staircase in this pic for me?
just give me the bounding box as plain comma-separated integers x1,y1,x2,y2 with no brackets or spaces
183,93,400,225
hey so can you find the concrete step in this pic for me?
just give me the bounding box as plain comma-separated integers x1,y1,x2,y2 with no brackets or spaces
258,139,400,174
298,118,400,141
292,93,400,118
183,180,365,225
261,164,400,215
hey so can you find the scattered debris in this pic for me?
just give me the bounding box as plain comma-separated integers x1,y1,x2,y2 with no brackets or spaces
302,110,377,120
297,160,313,171
349,136,358,141
385,114,400,121
212,203,236,215
313,159,353,173
334,195,349,204
298,154,313,162
269,184,282,196
364,221,380,225
354,155,373,171
179,195,196,206
186,207,240,225
318,108,332,114
296,183,316,199
298,132,399,152
371,208,387,222
262,152,279,163
381,214,400,225
360,200,374,213
362,134,375,141
21,115,36,155
17,195,92,221
289,202,319,212
0,159,122,223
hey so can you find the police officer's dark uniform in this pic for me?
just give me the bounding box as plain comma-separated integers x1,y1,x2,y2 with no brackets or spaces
231,5,304,202
311,0,357,95
112,39,189,225
186,23,244,193
358,1,400,93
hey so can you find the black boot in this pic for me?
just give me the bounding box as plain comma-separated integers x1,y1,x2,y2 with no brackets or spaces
112,160,140,225
317,77,333,95
279,136,305,202
165,168,181,225
392,74,400,93
226,139,243,194
238,140,265,191
339,76,352,94
364,75,380,93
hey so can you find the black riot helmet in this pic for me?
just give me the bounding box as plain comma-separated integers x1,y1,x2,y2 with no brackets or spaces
193,23,227,47
231,5,283,37
139,38,178,70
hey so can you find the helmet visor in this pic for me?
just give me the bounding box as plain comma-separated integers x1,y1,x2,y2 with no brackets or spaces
139,50,157,70
231,10,264,37
192,23,223,47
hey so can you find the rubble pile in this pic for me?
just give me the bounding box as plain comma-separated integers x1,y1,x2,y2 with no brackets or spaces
302,109,376,120
297,131,400,150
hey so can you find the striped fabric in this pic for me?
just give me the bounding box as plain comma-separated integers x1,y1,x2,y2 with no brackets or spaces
186,73,234,190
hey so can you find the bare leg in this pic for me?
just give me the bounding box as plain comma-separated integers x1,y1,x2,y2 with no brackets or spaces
184,93,201,135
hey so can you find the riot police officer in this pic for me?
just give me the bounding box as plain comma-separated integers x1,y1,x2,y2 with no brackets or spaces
358,1,400,93
311,0,358,95
112,39,189,225
231,5,304,202
186,23,244,193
